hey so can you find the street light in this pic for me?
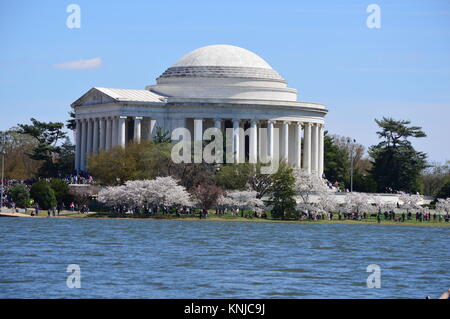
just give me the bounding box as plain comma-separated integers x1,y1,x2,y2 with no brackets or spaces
348,138,356,192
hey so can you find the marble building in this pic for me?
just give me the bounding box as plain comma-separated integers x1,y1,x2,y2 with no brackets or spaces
71,44,328,175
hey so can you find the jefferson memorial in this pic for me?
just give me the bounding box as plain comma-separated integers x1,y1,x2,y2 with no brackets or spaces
72,45,328,175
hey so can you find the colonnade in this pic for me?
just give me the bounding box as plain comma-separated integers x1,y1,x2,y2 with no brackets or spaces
75,116,324,177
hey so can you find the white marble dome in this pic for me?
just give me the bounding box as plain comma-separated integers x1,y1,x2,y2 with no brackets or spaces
157,44,285,82
173,44,272,68
148,44,296,101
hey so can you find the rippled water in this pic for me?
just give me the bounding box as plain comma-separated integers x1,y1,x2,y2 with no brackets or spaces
0,217,449,298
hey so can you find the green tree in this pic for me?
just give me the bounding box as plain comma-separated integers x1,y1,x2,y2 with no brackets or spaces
268,162,297,220
369,117,427,193
87,141,172,185
17,118,68,177
436,181,450,199
66,111,76,131
30,181,57,209
8,184,30,208
50,179,69,205
215,164,252,190
152,126,171,144
420,161,450,197
323,132,349,183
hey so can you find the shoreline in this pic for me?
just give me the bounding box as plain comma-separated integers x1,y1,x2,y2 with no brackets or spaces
1,211,449,227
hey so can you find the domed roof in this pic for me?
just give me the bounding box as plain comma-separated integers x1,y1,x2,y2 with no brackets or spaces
157,44,284,82
173,44,272,68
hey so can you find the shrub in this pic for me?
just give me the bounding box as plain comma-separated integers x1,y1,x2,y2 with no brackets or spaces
30,181,57,209
8,184,30,208
50,179,70,205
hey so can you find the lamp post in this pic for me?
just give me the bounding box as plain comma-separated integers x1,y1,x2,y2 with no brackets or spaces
348,138,356,192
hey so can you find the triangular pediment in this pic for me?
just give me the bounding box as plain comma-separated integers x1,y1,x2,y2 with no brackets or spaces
71,88,116,107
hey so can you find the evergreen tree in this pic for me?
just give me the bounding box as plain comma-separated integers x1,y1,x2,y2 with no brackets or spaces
268,162,297,220
369,117,427,193
323,132,349,184
17,118,67,177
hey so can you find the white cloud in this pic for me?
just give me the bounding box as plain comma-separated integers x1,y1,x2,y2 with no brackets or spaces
53,57,102,70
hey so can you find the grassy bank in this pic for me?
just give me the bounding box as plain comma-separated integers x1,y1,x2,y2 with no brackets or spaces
3,209,449,227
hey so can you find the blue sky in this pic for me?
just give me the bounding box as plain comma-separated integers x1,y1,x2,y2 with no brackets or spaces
1,0,449,162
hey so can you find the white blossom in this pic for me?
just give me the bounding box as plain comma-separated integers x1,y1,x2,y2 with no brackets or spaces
436,198,450,214
97,177,192,208
218,190,264,211
399,194,423,212
344,192,375,214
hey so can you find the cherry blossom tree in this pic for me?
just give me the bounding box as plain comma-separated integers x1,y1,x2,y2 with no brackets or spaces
399,194,423,213
436,198,450,214
293,169,329,213
371,195,396,213
217,190,264,212
344,192,375,215
316,192,339,213
97,176,192,212
191,183,223,210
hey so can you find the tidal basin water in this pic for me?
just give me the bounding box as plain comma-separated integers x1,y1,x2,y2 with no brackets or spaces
0,217,449,298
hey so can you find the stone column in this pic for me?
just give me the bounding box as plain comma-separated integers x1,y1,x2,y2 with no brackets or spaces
249,120,258,164
112,117,118,148
231,119,240,163
193,119,203,163
75,119,81,172
93,118,99,153
294,122,302,168
80,119,87,171
87,118,93,155
118,116,127,148
194,118,203,141
214,118,222,130
319,124,324,178
134,117,142,143
99,118,105,151
149,119,157,138
312,123,319,174
303,123,312,174
267,120,274,160
281,121,289,161
105,117,112,151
